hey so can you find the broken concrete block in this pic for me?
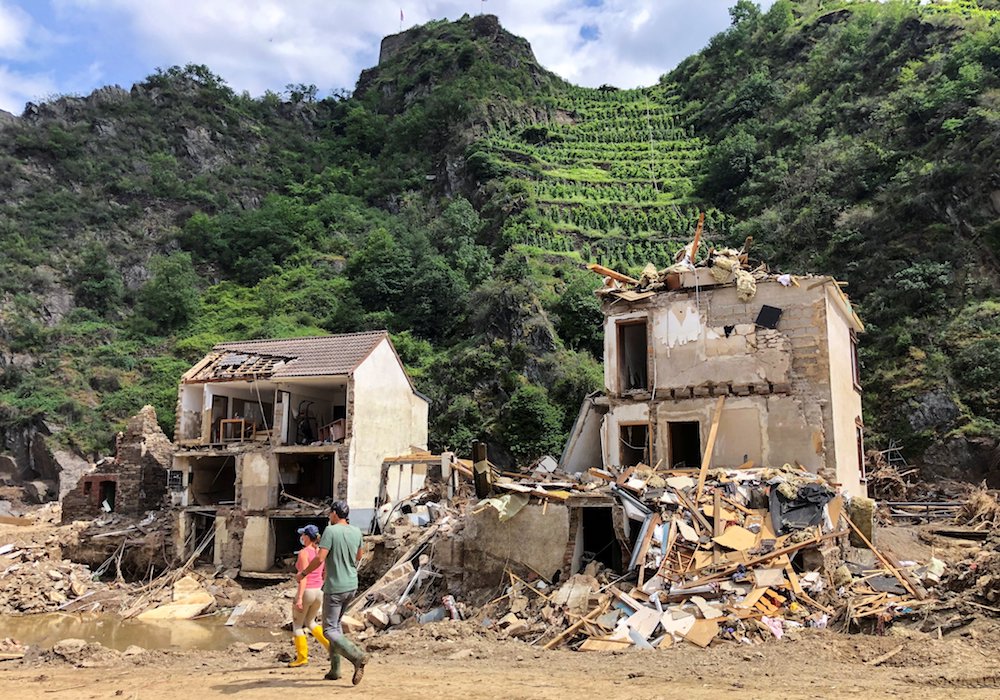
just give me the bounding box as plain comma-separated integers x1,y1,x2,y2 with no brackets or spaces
847,496,875,548
366,607,390,630
498,612,529,638
340,614,364,633
24,480,56,504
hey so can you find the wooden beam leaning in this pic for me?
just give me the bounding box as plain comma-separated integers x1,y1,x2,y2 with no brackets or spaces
695,395,726,501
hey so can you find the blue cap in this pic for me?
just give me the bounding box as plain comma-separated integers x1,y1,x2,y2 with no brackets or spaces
297,524,320,540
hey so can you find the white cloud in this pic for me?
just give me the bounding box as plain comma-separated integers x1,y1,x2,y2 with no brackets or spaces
0,1,61,112
57,0,766,97
0,0,33,58
0,64,56,113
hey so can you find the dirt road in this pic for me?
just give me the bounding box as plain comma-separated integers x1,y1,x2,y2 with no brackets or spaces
4,629,1000,700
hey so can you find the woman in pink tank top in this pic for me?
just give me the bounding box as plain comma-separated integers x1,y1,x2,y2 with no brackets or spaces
288,524,328,667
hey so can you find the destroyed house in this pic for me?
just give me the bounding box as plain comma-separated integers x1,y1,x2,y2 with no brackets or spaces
171,331,429,572
561,268,868,498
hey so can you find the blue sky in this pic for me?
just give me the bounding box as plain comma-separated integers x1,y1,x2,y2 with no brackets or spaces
0,1,773,114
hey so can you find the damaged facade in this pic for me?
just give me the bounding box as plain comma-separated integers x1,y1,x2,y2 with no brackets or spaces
61,405,172,522
170,331,428,573
562,267,868,498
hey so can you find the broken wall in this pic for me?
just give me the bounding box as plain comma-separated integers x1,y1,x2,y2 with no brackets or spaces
241,515,274,572
460,503,570,585
214,509,245,569
599,280,861,488
560,397,608,472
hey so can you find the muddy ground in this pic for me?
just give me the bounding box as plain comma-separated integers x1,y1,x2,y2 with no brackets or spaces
3,625,1000,699
3,495,1000,699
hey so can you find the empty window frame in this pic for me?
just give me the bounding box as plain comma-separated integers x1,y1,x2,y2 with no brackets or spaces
667,421,702,469
856,419,865,480
619,424,649,467
850,330,862,392
617,319,649,392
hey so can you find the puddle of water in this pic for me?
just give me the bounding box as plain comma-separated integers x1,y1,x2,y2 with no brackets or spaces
0,613,283,652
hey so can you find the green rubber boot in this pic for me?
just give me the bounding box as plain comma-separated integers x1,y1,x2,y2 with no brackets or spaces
330,636,369,686
323,650,341,681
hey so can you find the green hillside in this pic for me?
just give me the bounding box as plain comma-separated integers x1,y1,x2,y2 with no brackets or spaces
0,2,997,478
476,84,728,268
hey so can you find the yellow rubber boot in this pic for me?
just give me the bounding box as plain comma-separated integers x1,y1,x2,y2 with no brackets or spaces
288,635,308,667
311,625,330,652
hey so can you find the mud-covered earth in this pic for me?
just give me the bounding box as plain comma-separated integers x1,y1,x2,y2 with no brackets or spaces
3,623,1000,699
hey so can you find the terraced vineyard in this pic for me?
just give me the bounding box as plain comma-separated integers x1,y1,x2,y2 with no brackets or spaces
480,84,729,271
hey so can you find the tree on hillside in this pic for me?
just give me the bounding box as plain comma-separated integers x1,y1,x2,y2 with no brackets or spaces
134,253,201,334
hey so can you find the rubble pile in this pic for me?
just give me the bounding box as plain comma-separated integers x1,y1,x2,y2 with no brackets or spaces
587,214,766,304
334,458,977,651
0,540,98,614
479,464,937,649
939,529,1000,610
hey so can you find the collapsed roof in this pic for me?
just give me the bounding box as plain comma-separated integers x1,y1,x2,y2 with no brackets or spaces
182,331,389,383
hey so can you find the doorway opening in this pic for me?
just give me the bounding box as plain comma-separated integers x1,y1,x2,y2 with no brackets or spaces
617,320,648,392
191,511,217,564
99,480,117,511
668,421,702,468
580,506,623,573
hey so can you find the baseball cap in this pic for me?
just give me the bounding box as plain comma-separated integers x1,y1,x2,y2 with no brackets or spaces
331,500,350,519
297,524,320,539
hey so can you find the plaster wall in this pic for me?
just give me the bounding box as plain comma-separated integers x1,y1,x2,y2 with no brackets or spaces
241,452,278,511
241,515,274,572
348,339,429,530
825,288,866,496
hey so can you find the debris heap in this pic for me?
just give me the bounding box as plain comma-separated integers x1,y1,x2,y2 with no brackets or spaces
335,456,966,650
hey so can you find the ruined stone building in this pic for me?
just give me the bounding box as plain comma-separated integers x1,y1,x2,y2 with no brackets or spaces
61,405,173,523
170,332,429,572
561,269,867,497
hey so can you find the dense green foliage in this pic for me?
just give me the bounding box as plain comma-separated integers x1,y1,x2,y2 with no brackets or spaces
0,4,997,469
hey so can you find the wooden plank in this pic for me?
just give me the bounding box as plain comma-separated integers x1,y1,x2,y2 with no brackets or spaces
735,588,768,610
689,212,705,261
798,591,835,616
784,565,804,595
843,514,921,599
579,636,632,652
712,490,723,566
635,513,661,587
865,644,905,667
695,395,726,501
884,549,929,601
673,487,712,532
684,618,719,648
656,518,679,579
679,529,846,587
543,600,609,650
587,263,639,285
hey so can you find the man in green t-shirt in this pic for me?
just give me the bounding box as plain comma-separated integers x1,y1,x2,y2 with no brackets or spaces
296,500,369,685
